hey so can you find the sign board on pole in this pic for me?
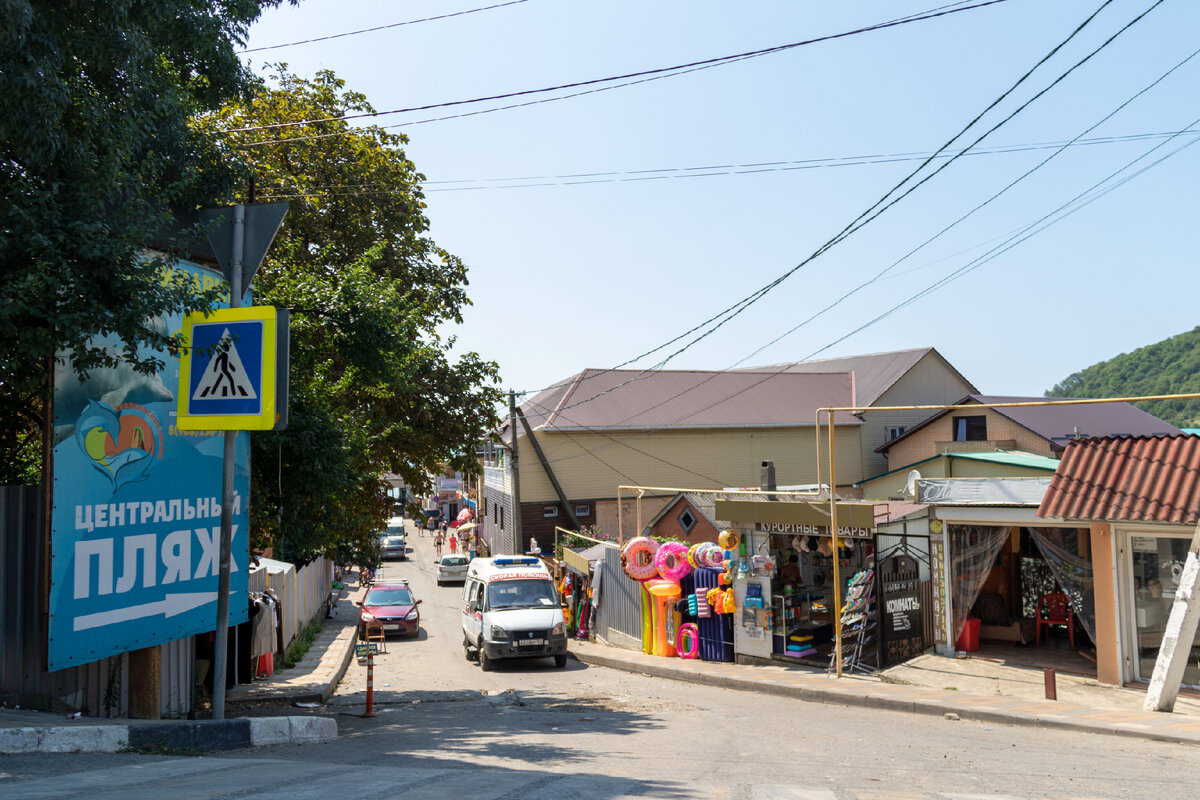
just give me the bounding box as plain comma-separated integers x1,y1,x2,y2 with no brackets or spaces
355,642,379,659
175,306,288,431
49,259,250,671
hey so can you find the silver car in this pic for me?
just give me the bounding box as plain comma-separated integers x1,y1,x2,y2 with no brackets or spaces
380,530,407,561
436,554,469,586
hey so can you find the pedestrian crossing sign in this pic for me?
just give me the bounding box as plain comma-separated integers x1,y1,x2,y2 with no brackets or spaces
176,305,287,430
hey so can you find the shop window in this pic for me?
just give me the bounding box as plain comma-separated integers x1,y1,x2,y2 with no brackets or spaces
952,415,987,441
543,506,559,518
575,504,591,517
678,508,696,533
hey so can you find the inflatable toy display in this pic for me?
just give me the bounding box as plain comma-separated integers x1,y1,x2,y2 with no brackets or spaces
676,623,700,659
647,580,682,657
655,540,692,581
622,537,660,581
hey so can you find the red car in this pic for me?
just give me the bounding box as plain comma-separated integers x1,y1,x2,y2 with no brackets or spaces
357,582,422,638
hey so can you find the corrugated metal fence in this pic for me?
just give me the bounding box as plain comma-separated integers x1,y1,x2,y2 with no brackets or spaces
592,544,643,646
0,486,154,716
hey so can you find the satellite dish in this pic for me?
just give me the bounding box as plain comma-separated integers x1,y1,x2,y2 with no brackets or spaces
905,470,922,498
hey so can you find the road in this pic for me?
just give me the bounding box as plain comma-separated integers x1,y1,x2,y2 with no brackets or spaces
6,520,1200,798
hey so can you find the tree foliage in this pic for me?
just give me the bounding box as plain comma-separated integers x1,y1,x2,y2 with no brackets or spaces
0,0,285,483
1045,326,1200,428
200,68,504,563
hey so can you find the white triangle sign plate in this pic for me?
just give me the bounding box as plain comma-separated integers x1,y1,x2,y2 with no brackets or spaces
192,329,259,401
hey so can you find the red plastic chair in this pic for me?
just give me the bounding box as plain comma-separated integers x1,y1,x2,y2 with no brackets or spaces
1035,592,1074,648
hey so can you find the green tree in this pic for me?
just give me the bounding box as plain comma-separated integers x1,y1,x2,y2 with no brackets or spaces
200,68,503,563
0,0,287,484
1046,326,1200,428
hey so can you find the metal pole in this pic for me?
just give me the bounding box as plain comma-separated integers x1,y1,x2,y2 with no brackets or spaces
509,390,521,555
363,650,376,718
829,411,843,679
211,203,244,720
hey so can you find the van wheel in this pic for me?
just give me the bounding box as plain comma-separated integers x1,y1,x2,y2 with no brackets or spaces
463,634,475,660
479,649,494,672
554,654,567,668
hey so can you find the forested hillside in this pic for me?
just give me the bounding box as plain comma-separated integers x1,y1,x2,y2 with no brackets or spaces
1045,326,1200,428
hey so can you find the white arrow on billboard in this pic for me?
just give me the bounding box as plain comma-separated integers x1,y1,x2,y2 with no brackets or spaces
193,329,257,401
72,592,226,632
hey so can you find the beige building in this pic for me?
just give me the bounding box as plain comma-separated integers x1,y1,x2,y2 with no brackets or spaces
478,348,979,554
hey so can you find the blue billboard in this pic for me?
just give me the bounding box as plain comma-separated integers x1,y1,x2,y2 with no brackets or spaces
49,258,250,671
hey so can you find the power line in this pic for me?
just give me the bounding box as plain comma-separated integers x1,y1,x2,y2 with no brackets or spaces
241,1,531,53
221,0,1012,136
511,0,1131,415
250,129,1200,199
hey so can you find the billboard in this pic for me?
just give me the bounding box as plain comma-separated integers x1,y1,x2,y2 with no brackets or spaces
49,258,250,671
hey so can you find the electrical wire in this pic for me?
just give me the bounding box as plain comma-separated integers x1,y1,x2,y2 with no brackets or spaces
509,0,1132,413
241,1,530,53
220,0,1011,136
249,128,1200,199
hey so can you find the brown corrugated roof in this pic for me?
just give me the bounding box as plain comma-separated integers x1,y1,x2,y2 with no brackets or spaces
515,368,859,437
746,347,976,407
1037,435,1200,524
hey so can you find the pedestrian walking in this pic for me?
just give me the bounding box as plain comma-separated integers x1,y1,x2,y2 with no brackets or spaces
449,533,458,554
435,529,444,557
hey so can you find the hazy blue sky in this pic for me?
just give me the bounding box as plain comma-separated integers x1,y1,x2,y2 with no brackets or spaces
242,1,1200,401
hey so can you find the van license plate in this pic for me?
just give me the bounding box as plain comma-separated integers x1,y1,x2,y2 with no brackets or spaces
518,638,545,646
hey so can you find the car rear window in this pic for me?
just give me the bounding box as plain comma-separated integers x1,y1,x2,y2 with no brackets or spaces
365,588,413,606
440,556,468,566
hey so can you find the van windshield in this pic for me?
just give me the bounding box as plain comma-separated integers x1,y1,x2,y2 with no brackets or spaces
487,579,557,610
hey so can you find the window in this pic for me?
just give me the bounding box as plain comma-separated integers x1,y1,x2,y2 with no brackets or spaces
953,415,988,441
575,504,591,517
500,507,505,530
543,506,559,518
887,426,906,441
678,508,696,533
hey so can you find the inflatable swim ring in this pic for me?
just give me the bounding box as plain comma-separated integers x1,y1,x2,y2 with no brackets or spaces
655,541,693,581
687,543,706,569
676,623,700,659
622,537,661,581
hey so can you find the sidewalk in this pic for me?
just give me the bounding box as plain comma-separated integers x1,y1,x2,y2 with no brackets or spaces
225,575,365,708
568,637,1200,746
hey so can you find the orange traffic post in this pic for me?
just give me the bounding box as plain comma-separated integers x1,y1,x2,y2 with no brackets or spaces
362,650,377,718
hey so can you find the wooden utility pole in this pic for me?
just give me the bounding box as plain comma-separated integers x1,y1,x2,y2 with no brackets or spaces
1144,519,1200,712
515,406,579,530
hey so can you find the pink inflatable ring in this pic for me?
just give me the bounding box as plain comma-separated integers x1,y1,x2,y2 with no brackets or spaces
655,540,693,581
676,623,700,659
622,537,660,581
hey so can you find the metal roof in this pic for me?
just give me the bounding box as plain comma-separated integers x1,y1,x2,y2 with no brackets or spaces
946,451,1061,470
1037,435,1200,524
878,394,1181,453
514,369,859,438
744,347,974,407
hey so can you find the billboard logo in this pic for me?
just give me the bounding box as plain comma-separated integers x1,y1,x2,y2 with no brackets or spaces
73,399,162,493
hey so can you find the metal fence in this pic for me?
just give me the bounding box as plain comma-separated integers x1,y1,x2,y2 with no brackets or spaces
593,544,643,646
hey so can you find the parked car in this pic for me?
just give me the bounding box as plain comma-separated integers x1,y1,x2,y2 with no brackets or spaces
357,582,421,638
436,554,470,586
380,516,406,560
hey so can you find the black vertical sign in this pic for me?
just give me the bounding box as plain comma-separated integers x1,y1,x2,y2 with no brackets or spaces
881,554,925,666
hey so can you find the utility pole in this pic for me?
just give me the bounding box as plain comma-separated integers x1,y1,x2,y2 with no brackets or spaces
509,390,522,556
1145,518,1200,712
211,204,244,720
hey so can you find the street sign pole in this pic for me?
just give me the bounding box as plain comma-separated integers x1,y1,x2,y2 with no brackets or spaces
211,204,245,720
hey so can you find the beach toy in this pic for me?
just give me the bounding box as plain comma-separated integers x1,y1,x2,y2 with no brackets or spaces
655,540,693,581
676,623,700,659
648,581,682,657
695,591,711,618
718,530,740,550
622,537,660,581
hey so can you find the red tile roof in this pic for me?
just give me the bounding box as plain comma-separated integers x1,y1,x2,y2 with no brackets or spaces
1037,435,1200,524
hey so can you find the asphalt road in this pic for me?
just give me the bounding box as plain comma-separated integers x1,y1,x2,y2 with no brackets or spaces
6,524,1200,798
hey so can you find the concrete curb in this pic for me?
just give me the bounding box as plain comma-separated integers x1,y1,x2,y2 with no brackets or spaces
0,716,337,754
569,648,1200,747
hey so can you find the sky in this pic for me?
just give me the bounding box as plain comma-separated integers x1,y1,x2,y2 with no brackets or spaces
240,0,1200,403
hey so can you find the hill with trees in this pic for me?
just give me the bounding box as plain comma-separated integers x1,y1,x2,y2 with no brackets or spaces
1045,326,1200,428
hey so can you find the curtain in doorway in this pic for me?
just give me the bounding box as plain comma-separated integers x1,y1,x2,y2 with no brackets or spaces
949,525,1011,644
1027,527,1096,645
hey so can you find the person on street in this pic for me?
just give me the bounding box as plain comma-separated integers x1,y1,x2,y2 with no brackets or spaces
449,533,458,554
435,529,444,557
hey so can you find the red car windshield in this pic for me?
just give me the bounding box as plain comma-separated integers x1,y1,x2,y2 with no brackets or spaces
365,588,413,606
